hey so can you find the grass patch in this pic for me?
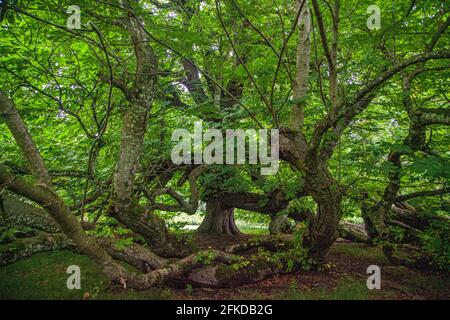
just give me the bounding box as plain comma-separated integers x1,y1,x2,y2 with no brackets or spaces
0,250,172,300
238,226,269,235
331,243,389,265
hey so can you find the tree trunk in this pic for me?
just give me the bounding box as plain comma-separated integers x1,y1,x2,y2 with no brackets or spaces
197,198,241,235
304,161,342,263
307,197,342,262
108,7,178,256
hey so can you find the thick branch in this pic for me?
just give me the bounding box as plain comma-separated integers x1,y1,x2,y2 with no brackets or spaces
393,188,450,202
0,92,52,186
0,232,73,267
147,166,206,214
315,50,450,159
217,191,289,215
123,249,239,289
352,50,450,107
289,0,311,130
0,166,125,281
181,59,209,104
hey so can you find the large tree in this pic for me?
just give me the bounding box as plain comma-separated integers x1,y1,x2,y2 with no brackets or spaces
1,0,449,288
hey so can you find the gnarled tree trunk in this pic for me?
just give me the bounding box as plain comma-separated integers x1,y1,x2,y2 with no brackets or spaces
304,161,343,263
107,5,186,257
197,198,241,235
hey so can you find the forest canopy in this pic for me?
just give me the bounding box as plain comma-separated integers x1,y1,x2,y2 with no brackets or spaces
0,0,449,293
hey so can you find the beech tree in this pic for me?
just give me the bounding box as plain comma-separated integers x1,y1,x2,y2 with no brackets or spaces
0,0,449,289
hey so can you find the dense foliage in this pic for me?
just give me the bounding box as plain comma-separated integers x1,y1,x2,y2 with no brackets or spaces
0,0,448,289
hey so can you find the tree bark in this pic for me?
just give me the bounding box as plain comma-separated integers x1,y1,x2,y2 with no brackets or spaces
197,198,241,235
289,0,311,130
304,161,343,262
0,167,127,283
0,232,74,267
186,260,286,288
391,202,449,230
108,4,180,256
0,193,61,233
269,215,293,235
0,92,52,186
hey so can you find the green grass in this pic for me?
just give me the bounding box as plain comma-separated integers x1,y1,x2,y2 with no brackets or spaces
0,250,172,300
238,226,269,235
330,243,389,265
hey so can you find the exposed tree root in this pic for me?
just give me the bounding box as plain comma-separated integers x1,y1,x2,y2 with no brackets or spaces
0,191,373,289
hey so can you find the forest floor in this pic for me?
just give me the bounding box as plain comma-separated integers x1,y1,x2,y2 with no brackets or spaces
0,234,449,300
